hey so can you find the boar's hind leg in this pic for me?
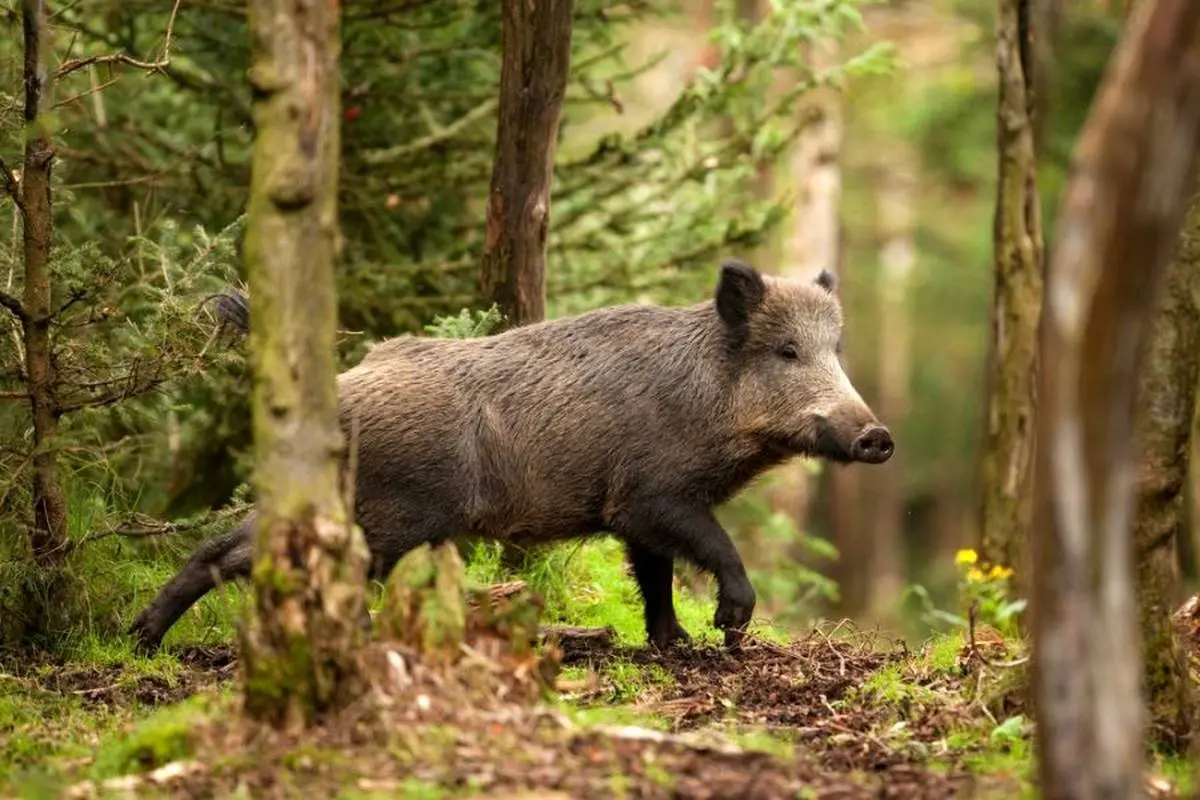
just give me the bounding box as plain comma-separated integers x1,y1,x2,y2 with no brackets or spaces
128,517,254,654
625,543,690,650
618,501,756,646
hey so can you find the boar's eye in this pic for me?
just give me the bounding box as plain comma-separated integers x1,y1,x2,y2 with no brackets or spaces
779,343,800,361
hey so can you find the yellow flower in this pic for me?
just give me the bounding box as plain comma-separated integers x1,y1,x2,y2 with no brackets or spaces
989,565,1014,581
955,549,978,566
966,567,986,583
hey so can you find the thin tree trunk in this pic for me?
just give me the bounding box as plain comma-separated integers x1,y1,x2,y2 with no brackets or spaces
1133,194,1200,750
21,0,69,566
479,0,575,329
864,155,916,622
482,0,574,574
1031,1,1200,795
239,0,370,732
979,0,1043,584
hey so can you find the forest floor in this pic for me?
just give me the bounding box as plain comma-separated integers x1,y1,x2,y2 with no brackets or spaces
3,606,1197,800
1,628,1017,799
2,540,1199,800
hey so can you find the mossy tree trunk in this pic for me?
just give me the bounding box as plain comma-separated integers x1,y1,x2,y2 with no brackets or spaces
1030,0,1200,795
238,0,370,732
979,0,1043,585
479,0,575,329
1132,194,1200,750
0,0,71,642
19,0,69,568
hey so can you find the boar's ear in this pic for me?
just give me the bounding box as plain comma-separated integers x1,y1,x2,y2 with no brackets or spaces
715,259,766,331
814,269,837,295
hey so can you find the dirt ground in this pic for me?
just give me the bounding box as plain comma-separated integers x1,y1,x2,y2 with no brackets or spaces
20,623,1035,800
15,597,1197,799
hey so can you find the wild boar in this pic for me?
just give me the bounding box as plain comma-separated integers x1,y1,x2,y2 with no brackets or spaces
130,259,893,653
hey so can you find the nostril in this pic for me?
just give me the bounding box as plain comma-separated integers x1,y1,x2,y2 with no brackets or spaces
853,426,894,462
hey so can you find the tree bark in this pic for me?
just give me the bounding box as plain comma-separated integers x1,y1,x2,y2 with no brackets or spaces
1133,194,1200,750
1031,1,1200,795
239,0,370,732
979,0,1043,584
21,0,69,566
479,0,575,329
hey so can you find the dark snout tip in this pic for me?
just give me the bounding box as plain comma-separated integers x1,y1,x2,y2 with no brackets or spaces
850,425,894,464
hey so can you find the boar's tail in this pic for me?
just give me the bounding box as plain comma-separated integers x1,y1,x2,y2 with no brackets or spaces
211,286,250,336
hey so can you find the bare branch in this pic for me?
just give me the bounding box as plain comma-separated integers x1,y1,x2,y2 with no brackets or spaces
58,375,166,415
362,98,499,165
81,506,247,545
0,390,28,400
53,75,120,110
55,0,183,80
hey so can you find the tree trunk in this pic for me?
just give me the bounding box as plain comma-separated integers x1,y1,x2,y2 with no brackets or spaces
1133,194,1200,750
239,0,370,732
979,0,1043,585
1031,1,1200,795
864,154,916,622
21,0,69,567
479,0,575,329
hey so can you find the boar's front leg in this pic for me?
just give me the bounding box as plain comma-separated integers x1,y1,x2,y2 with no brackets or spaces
625,542,691,650
617,500,756,647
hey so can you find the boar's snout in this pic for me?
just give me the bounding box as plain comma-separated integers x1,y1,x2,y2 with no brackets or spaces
849,425,894,464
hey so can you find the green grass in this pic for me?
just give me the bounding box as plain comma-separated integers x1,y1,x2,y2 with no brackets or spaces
0,671,233,797
941,714,1035,789
1156,753,1198,797
558,701,671,731
466,537,722,647
724,726,797,760
89,692,224,778
337,779,460,800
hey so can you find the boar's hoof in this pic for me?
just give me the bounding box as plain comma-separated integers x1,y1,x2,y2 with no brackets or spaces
648,620,692,651
714,582,756,636
850,425,895,464
128,618,162,657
